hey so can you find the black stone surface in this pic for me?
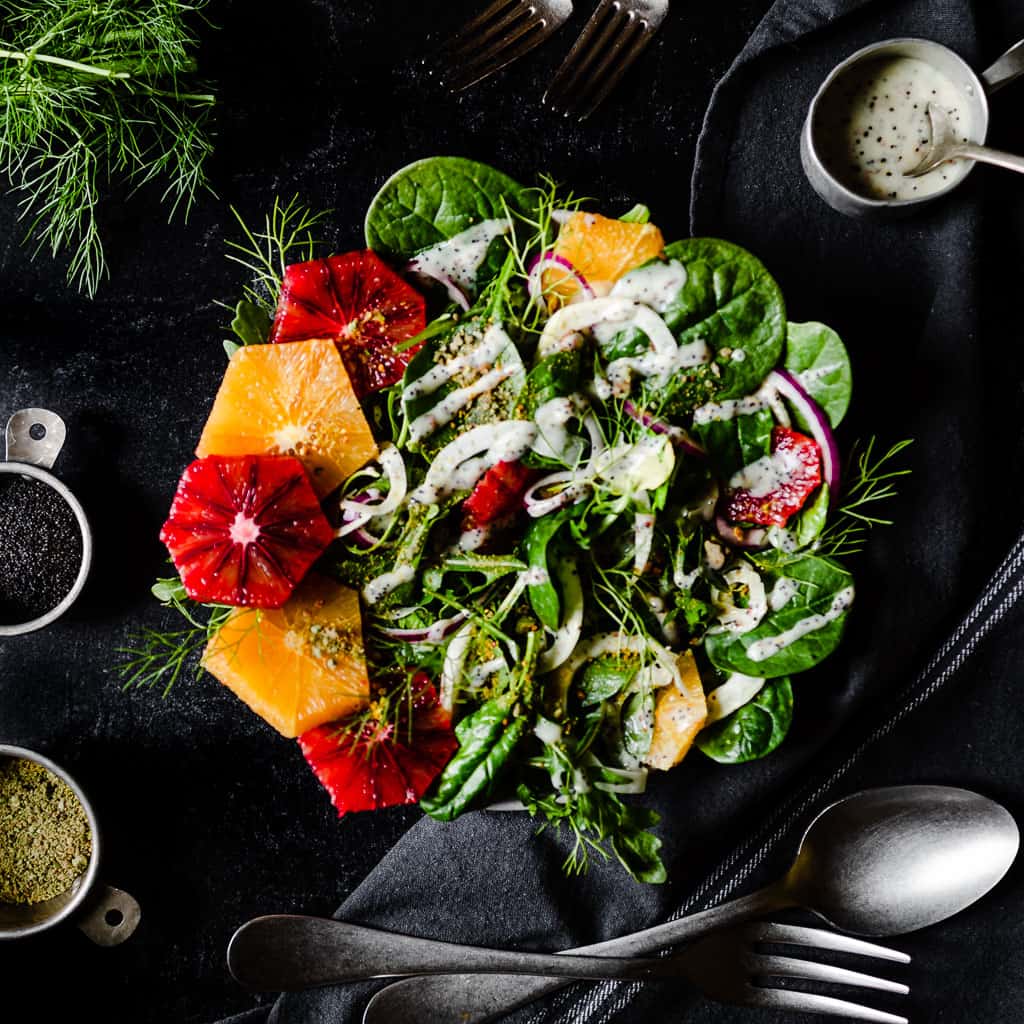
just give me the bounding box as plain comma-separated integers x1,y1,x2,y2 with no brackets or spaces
0,2,776,1020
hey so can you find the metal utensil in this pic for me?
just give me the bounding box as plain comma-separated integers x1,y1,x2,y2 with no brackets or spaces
906,103,1024,178
365,923,910,1024
0,745,140,945
361,785,1018,1024
545,0,669,120
0,409,92,636
231,918,910,1023
802,35,1024,217
437,0,573,93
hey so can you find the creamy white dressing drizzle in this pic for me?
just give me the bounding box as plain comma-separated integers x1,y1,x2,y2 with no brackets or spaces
402,322,513,402
410,421,538,505
408,365,516,443
468,658,506,687
693,377,779,426
609,260,687,312
705,673,766,724
746,585,855,662
768,577,800,611
729,445,806,497
363,563,415,605
410,218,511,292
532,395,586,463
711,562,768,634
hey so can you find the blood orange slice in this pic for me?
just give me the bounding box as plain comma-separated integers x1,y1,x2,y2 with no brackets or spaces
269,250,426,398
160,454,332,608
202,573,370,737
547,212,664,303
299,674,457,816
196,339,378,498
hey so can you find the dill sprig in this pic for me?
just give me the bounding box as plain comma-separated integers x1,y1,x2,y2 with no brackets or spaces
117,576,235,696
0,0,216,295
818,437,913,559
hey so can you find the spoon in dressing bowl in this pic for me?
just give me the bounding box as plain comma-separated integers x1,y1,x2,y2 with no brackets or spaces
228,787,1018,1002
906,103,1024,179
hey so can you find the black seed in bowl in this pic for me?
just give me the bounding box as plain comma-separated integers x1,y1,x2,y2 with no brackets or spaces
0,476,84,625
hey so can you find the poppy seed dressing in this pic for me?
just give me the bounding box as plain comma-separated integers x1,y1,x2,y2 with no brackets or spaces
0,475,83,624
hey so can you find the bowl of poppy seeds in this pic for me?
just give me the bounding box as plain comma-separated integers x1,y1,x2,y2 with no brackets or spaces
0,410,92,636
0,745,99,938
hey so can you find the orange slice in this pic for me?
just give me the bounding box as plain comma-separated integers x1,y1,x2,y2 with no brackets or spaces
644,650,707,771
202,573,370,738
196,339,378,497
546,212,664,304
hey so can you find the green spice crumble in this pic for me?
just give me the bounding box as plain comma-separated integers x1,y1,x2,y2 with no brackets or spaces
0,758,92,905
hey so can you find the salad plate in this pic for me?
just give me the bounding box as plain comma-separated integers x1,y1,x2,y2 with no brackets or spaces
134,157,905,883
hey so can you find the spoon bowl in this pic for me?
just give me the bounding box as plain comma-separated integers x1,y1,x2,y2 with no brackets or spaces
785,785,1019,935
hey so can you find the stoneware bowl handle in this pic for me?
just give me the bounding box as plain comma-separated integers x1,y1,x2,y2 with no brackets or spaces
5,408,67,470
75,884,142,947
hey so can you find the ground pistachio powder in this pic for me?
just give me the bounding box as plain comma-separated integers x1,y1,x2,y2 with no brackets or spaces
0,757,92,905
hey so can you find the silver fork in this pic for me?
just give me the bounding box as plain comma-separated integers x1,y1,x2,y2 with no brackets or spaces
545,0,669,119
436,0,574,93
360,922,909,1024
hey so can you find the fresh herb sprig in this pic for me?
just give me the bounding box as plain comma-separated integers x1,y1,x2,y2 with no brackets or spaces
117,576,239,696
0,0,216,295
819,437,913,558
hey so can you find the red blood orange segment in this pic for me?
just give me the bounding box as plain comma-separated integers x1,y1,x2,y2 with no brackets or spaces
299,675,457,816
196,339,378,498
202,573,370,738
546,212,664,303
270,250,426,398
724,426,822,528
160,454,332,608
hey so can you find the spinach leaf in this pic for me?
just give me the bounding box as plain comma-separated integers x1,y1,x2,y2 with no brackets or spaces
421,696,528,821
365,157,530,260
580,656,638,705
523,508,571,631
230,299,272,346
660,238,786,400
622,688,655,760
705,555,853,676
696,677,793,763
785,321,852,427
693,406,774,480
610,804,666,883
518,348,581,420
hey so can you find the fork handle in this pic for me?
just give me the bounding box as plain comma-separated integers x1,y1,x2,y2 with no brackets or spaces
227,915,711,991
362,884,792,1024
953,142,1024,176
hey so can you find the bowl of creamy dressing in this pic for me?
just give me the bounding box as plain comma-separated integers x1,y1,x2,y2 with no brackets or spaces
802,38,989,217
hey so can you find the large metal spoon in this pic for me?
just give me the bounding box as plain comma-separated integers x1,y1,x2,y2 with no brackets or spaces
906,104,1024,178
228,787,1018,1015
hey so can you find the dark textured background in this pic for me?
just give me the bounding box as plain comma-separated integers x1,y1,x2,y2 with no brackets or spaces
3,2,1024,1022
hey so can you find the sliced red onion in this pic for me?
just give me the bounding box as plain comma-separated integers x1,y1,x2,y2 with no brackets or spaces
379,610,469,644
622,399,706,458
404,260,471,311
767,369,841,498
526,251,593,309
715,514,767,551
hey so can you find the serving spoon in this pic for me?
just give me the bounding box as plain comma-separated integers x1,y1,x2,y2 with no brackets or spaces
906,104,1024,178
228,786,1017,1001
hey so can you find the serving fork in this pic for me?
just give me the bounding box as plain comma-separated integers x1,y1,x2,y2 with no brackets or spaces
436,0,574,92
545,0,670,119
362,922,910,1024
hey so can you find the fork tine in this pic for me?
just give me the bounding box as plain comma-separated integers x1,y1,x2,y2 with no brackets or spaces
448,16,546,91
744,987,909,1024
748,953,910,995
544,0,617,107
440,0,520,54
571,16,651,120
445,1,530,61
748,923,912,964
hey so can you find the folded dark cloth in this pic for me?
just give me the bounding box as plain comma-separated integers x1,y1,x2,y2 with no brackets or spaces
221,1,1024,1021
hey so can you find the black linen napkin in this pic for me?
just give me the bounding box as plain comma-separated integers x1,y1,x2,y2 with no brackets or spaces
218,1,1024,1021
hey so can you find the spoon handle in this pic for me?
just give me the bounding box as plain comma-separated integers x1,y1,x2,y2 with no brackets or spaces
956,142,1024,176
362,884,791,1024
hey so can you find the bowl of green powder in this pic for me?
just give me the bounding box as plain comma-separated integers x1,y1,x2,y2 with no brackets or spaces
0,745,97,937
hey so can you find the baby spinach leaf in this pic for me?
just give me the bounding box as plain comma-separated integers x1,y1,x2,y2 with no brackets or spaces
421,696,528,820
705,555,853,676
610,804,666,884
693,406,774,480
696,677,793,763
365,157,530,260
230,299,272,346
622,688,655,760
660,238,786,400
518,348,581,419
580,656,638,705
785,321,852,427
523,509,571,631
